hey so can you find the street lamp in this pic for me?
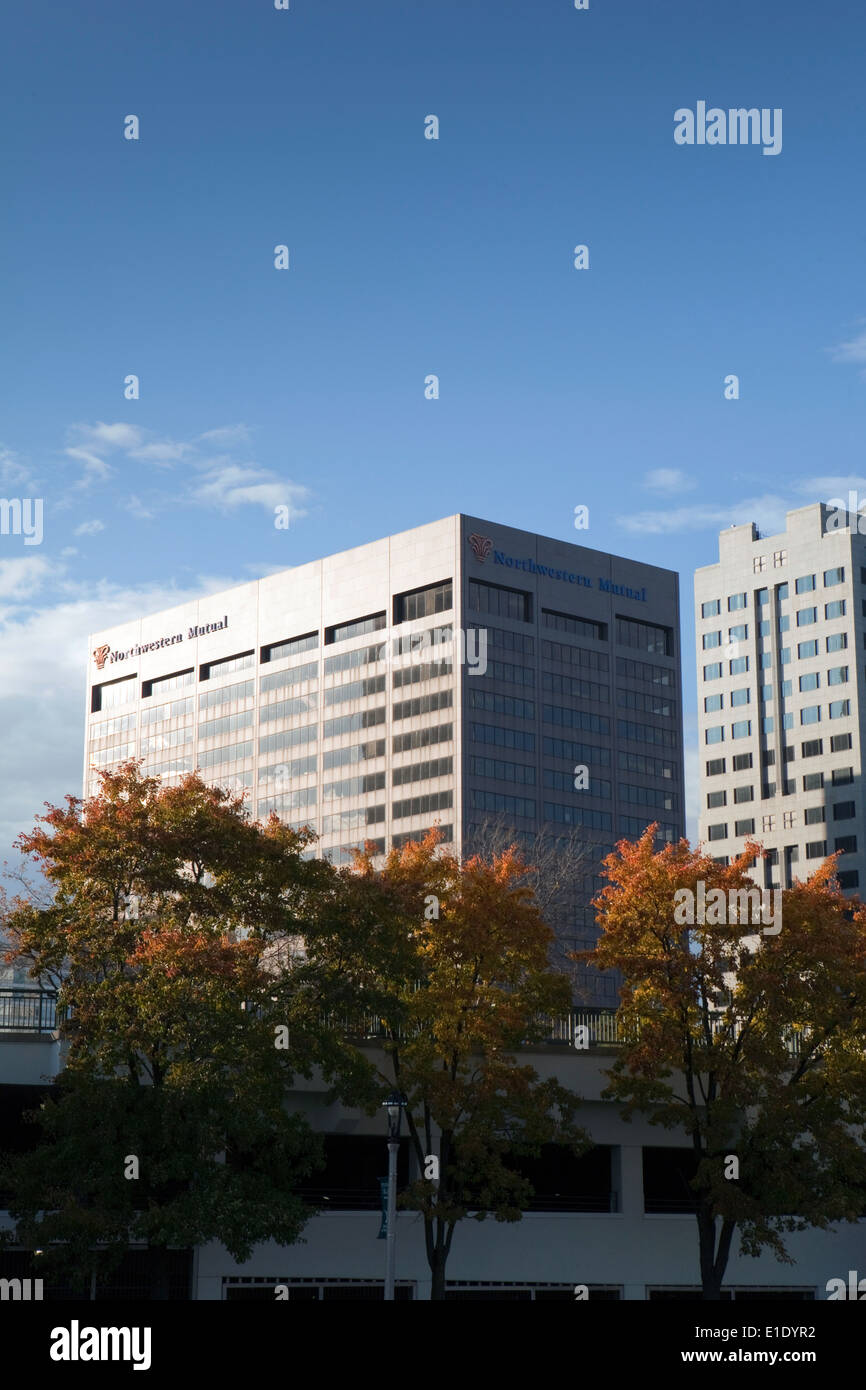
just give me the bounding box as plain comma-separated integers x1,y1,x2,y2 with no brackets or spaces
381,1090,407,1301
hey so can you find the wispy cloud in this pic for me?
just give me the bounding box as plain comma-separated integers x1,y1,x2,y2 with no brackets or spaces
643,468,696,494
74,519,105,537
617,494,791,536
827,326,866,374
192,464,310,516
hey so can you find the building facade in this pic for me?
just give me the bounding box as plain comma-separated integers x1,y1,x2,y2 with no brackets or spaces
83,513,685,1003
695,504,866,892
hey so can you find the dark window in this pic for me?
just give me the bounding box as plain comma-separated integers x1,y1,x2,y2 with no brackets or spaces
643,1148,699,1213
393,580,452,624
615,616,672,656
732,753,753,771
200,651,255,680
262,631,318,663
832,801,856,821
801,739,823,758
469,579,531,622
542,609,607,641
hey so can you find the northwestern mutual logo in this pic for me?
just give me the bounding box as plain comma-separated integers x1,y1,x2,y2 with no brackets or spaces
467,536,647,602
93,644,111,671
468,533,492,562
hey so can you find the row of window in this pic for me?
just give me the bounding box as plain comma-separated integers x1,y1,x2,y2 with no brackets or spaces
706,703,852,744
700,569,845,618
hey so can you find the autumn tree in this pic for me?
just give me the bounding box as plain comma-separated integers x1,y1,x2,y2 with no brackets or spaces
586,825,866,1299
306,828,588,1300
0,761,375,1297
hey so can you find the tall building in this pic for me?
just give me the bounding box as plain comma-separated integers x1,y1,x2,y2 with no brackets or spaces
85,514,684,1003
695,503,864,893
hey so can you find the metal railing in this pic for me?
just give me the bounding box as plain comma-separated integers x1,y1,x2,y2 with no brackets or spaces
0,988,58,1034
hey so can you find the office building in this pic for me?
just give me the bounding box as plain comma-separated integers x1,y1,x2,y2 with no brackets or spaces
84,514,685,1003
695,503,865,892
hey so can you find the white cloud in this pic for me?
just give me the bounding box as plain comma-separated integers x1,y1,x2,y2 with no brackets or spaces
0,557,61,601
65,447,112,485
74,519,105,537
828,329,866,369
71,422,144,451
192,464,310,516
643,468,696,494
618,494,792,536
197,425,251,446
128,441,192,465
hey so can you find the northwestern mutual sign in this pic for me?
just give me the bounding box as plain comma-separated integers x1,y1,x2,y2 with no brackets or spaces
486,546,647,602
96,616,230,666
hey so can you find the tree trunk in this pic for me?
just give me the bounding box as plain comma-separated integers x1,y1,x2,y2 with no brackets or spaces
697,1207,736,1299
429,1246,448,1301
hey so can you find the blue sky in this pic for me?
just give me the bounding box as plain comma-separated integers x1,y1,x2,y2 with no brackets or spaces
2,0,866,865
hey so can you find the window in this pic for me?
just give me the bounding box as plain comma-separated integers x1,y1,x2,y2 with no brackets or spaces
759,652,773,669
773,550,787,568
783,811,796,828
325,675,387,706
734,818,755,835
706,758,726,776
831,767,854,786
799,672,819,691
803,772,824,791
472,723,534,752
733,786,754,804
703,663,723,680
394,690,454,720
201,651,255,680
762,750,775,766
199,710,254,741
542,609,607,641
393,790,455,819
393,580,452,624
703,631,721,650
261,661,319,695
619,783,677,811
756,588,769,605
835,836,858,855
825,600,846,620
828,666,848,685
394,722,454,754
469,580,531,622
805,841,827,859
778,615,790,633
762,816,775,832
730,688,750,707
322,708,386,740
729,624,748,641
732,753,753,771
395,757,455,785
832,801,856,821
731,721,751,739
829,700,850,719
796,607,817,627
779,648,791,664
547,802,613,830
326,612,387,645
762,717,774,733
730,657,749,675
143,668,194,698
707,791,726,808
323,740,385,770
262,631,318,663
798,640,819,659
801,705,821,725
728,593,747,611
804,806,825,825
91,675,136,712
707,824,727,841
802,738,823,757
758,620,770,637
704,694,723,712
837,870,860,888
753,555,767,573
781,680,793,697
827,632,847,652
615,617,673,655
617,749,673,778
701,599,721,617
795,575,815,594
824,566,845,587
393,658,454,688
706,725,724,745
617,719,676,747
471,756,534,786
324,642,387,676
777,582,789,599
830,732,852,752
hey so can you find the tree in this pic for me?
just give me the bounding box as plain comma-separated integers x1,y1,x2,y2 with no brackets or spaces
306,828,589,1300
0,761,375,1297
463,812,601,994
586,825,866,1299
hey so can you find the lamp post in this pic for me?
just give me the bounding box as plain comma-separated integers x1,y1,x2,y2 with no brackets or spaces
382,1090,406,1301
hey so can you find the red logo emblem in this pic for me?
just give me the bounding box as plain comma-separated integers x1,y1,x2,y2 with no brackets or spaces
468,533,492,562
93,644,111,671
